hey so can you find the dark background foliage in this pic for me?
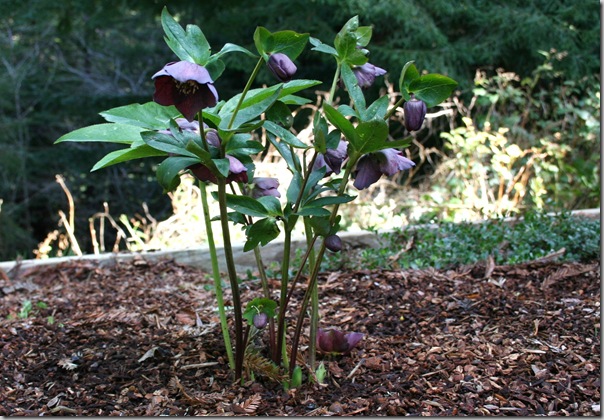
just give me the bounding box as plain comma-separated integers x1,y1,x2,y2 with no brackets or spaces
0,0,599,260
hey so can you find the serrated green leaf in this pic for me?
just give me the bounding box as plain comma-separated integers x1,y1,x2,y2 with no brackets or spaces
55,123,145,145
91,145,166,171
244,218,281,251
99,102,180,129
225,194,269,217
340,64,366,116
409,74,458,107
323,104,358,145
156,156,198,192
352,118,389,155
264,121,308,148
161,7,210,64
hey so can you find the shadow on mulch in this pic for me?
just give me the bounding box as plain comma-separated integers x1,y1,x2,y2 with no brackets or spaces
0,256,600,416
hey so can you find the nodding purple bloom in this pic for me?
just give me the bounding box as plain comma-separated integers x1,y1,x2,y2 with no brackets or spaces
403,94,427,131
152,61,219,122
316,328,363,355
352,63,387,89
313,140,348,176
251,177,281,198
324,235,342,253
353,148,415,190
267,53,297,82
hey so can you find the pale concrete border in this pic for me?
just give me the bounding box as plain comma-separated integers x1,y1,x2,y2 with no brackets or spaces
1,208,599,276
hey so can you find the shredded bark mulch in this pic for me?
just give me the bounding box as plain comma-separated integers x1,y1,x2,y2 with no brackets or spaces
0,256,600,416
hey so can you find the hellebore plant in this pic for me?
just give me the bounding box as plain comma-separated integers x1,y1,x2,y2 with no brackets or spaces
55,9,456,385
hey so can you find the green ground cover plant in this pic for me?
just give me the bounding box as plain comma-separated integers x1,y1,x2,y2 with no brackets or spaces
323,211,601,271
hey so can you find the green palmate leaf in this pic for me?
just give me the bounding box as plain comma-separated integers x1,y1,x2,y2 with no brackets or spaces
253,26,273,57
141,131,198,158
225,135,264,157
409,74,458,107
351,118,389,155
340,64,366,116
268,133,300,173
244,218,281,252
99,102,180,130
91,145,166,171
156,156,199,193
323,104,358,145
399,61,420,99
219,84,282,129
224,194,269,217
280,79,322,97
270,30,309,60
257,196,282,217
309,37,338,56
366,95,390,120
161,7,210,64
337,16,359,39
55,123,145,145
334,31,357,63
264,121,308,148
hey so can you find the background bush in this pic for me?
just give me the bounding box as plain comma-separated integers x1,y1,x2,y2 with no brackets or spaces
0,0,599,260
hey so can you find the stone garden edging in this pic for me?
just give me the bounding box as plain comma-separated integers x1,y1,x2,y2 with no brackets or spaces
1,208,599,276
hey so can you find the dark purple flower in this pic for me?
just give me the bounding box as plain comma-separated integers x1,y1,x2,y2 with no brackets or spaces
403,94,427,131
352,63,387,89
324,235,342,252
253,313,269,329
316,328,363,355
267,53,297,82
353,148,415,190
313,140,348,176
152,61,219,122
251,177,281,198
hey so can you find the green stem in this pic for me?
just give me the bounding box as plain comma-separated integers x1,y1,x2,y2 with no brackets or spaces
384,95,406,120
274,226,292,365
303,217,319,370
199,181,235,371
253,245,276,356
216,179,244,380
327,63,342,106
227,57,265,130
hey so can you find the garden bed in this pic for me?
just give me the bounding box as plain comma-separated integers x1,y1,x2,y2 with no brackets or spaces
1,253,600,415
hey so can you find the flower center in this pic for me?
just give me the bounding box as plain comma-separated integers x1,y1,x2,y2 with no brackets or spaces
175,80,200,95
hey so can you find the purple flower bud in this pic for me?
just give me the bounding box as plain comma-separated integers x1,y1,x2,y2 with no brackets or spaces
186,130,248,184
316,328,363,355
403,95,427,131
267,53,297,82
324,235,342,252
251,177,281,198
352,63,387,89
313,140,348,177
152,61,219,122
253,313,268,329
353,149,415,190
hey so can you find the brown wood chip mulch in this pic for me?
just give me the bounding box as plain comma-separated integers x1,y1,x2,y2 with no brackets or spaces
0,256,600,416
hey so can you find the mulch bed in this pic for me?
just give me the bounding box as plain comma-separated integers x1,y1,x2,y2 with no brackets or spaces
0,255,600,416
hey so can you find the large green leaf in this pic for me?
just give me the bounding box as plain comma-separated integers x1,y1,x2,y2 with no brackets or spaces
263,121,308,148
224,194,269,218
323,104,358,145
219,84,282,129
161,7,210,64
409,74,458,107
244,217,281,252
141,131,198,158
270,30,309,60
55,123,145,145
100,102,179,130
351,118,389,155
156,156,199,192
91,145,166,171
340,64,366,116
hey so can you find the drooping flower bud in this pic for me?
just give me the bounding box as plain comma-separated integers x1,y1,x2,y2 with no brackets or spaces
324,235,342,252
316,328,364,355
251,177,281,198
253,313,269,329
403,94,427,132
352,63,387,89
267,53,297,82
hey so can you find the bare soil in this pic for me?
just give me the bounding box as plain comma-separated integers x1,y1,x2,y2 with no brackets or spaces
0,255,600,416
